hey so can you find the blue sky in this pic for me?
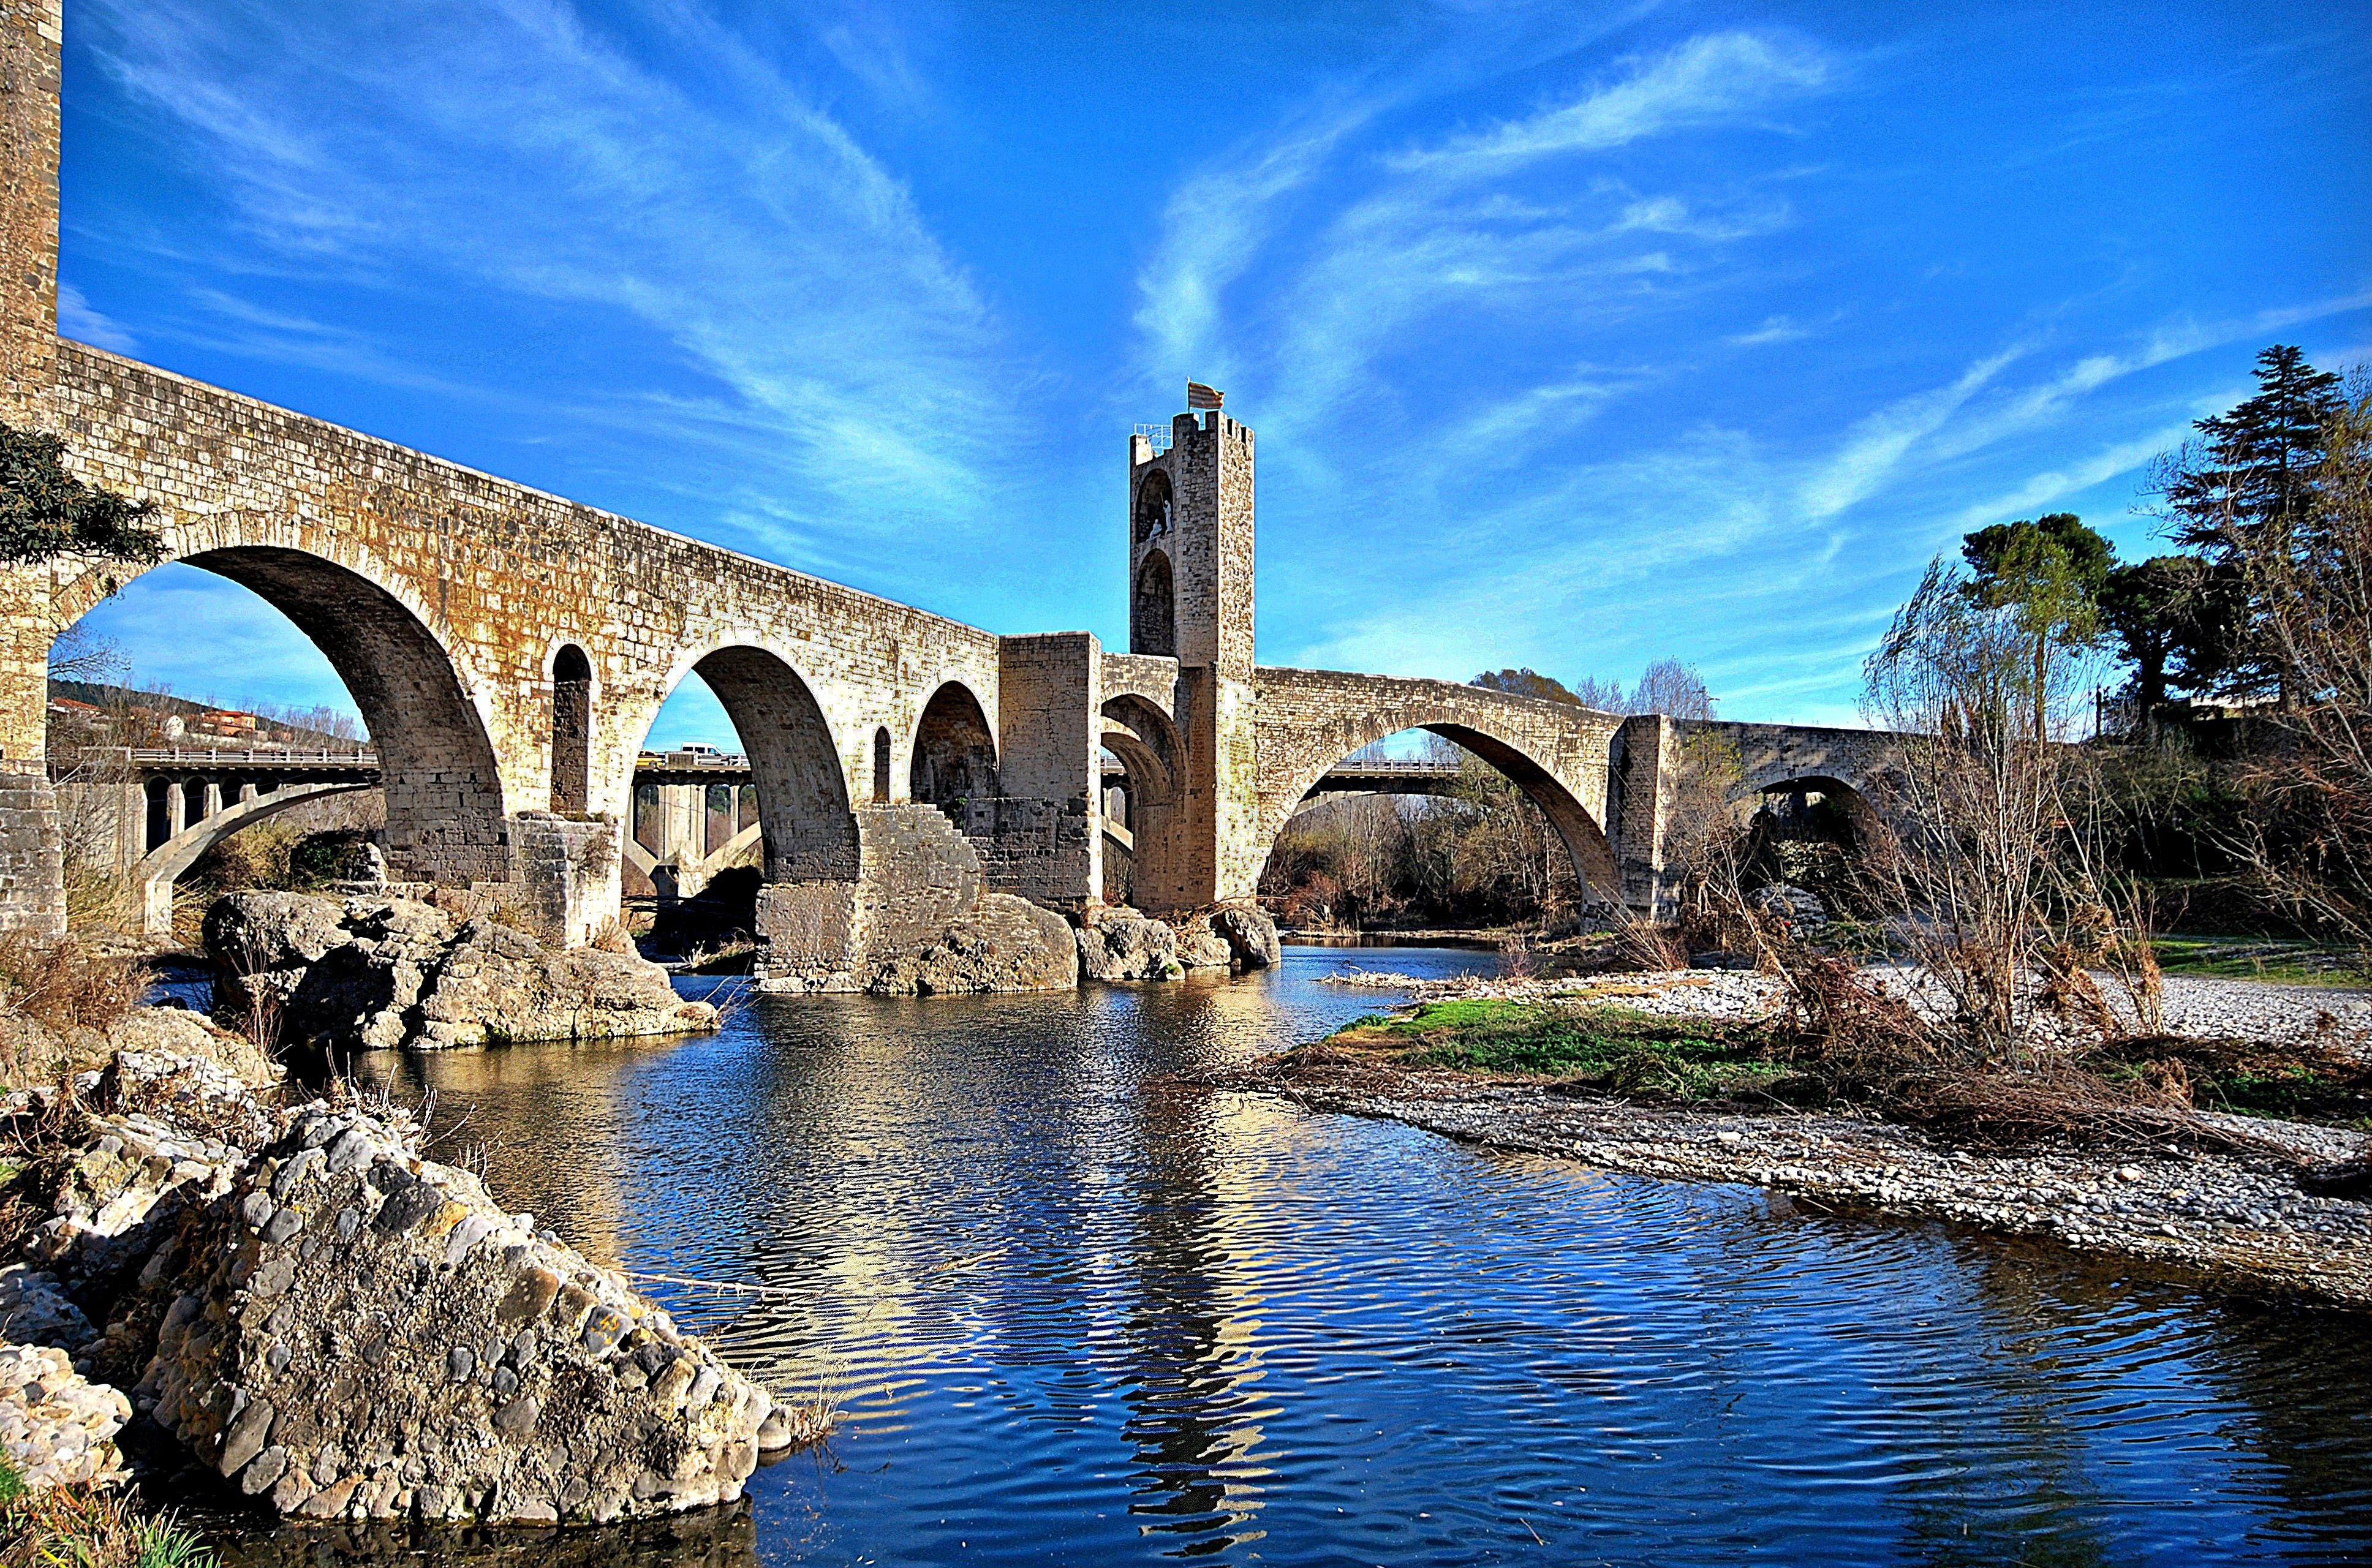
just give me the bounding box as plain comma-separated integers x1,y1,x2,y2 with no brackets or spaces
55,0,2372,745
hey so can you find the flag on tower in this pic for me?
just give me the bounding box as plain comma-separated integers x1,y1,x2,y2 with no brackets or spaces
1186,382,1224,411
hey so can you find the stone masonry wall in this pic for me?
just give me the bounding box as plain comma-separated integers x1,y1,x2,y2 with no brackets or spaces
0,0,57,431
956,796,1093,908
991,633,1100,904
1609,714,1673,914
0,2,63,932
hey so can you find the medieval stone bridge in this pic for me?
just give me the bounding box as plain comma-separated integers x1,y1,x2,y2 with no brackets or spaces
0,0,1895,980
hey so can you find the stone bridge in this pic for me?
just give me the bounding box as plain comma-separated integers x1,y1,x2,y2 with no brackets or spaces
0,0,1897,978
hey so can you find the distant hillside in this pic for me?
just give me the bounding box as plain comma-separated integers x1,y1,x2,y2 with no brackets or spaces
48,680,366,752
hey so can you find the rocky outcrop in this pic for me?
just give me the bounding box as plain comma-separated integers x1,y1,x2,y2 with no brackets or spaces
0,996,277,1101
864,894,1081,995
138,1102,774,1523
0,1265,96,1352
1203,906,1283,971
1076,905,1283,983
206,892,717,1050
1076,909,1181,982
0,1044,812,1524
755,805,1078,995
0,1342,131,1490
1750,883,1827,929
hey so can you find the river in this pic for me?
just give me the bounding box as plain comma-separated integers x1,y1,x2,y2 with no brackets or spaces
275,946,2372,1565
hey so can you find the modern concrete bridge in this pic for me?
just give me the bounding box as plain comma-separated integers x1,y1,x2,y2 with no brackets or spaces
0,0,1894,980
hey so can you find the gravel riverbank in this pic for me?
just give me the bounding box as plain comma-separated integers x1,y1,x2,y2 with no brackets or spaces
1250,967,2372,1309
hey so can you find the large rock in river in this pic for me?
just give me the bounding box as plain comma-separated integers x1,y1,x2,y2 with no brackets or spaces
1075,908,1181,982
1,1045,811,1525
1075,904,1283,982
137,1100,776,1523
206,892,716,1050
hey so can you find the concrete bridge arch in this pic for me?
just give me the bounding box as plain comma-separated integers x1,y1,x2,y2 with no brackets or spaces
129,780,376,935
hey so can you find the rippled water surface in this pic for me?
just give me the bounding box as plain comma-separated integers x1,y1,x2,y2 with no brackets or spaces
333,948,2370,1567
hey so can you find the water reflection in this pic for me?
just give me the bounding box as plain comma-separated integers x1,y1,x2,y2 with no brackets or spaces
318,950,2372,1567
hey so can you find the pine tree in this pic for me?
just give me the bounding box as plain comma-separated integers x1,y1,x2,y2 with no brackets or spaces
2157,344,2344,701
2098,556,2186,713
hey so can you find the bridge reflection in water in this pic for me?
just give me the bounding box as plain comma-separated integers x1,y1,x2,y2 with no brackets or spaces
337,952,2372,1568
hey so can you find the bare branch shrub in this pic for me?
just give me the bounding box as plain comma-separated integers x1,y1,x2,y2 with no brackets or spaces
0,933,147,1035
1858,557,2102,1060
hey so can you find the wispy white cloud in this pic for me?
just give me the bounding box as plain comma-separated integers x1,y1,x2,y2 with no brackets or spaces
55,284,138,353
1944,426,2191,533
81,0,1033,557
1726,311,1833,347
1796,346,2023,519
1395,31,1834,176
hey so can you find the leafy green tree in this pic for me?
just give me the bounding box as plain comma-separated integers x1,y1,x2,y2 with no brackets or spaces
2155,344,2345,700
1958,513,2113,742
0,420,164,567
2098,555,2199,714
1471,668,1582,705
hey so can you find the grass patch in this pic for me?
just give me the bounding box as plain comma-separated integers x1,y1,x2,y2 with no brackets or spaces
2087,1033,2372,1125
0,1467,214,1568
1323,992,2372,1134
2148,935,2369,987
1329,1000,1792,1102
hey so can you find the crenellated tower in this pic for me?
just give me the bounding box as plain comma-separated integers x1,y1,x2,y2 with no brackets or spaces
1127,409,1254,677
1120,406,1261,910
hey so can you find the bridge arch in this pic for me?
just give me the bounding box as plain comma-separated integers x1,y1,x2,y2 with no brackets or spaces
1257,706,1623,905
647,645,858,883
1739,769,1883,850
129,781,377,936
910,681,998,815
51,537,508,886
1100,694,1184,905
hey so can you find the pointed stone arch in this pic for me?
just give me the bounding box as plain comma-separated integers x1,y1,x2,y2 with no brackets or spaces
665,645,859,883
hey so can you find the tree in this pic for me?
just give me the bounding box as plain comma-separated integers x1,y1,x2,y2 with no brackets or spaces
1863,557,2088,1056
2213,366,2372,951
1471,668,1583,706
1631,657,1716,720
2098,555,2199,715
2155,344,2346,701
1958,513,2112,743
0,421,164,567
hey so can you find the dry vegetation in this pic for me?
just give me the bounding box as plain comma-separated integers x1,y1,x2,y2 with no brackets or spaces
0,1461,211,1568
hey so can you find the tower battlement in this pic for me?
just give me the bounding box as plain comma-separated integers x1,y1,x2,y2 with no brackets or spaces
1125,405,1253,677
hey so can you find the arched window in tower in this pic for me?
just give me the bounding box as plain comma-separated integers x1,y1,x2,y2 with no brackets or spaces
1132,549,1176,658
550,644,593,815
872,726,893,802
1134,469,1173,548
